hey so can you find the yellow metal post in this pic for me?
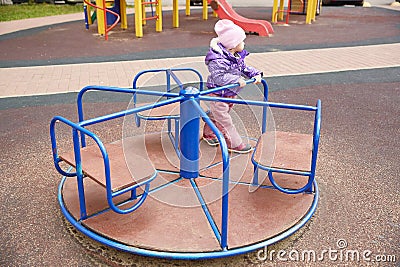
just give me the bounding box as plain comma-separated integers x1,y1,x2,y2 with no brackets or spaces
305,0,313,24
310,0,317,21
202,0,208,20
186,0,190,16
135,0,143,37
272,0,278,23
96,0,106,35
142,0,147,25
120,0,127,29
173,0,179,28
156,0,162,32
278,0,285,21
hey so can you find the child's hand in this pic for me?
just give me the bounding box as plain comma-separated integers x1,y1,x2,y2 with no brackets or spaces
238,78,246,87
253,74,262,84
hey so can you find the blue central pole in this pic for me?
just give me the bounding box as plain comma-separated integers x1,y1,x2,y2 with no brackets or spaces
179,87,200,179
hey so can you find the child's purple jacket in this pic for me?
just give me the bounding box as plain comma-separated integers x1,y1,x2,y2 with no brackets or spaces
205,41,262,97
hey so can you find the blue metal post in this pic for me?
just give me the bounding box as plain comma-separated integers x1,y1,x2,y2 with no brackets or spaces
84,5,89,30
308,99,322,193
194,101,230,250
72,129,87,220
179,87,200,179
261,79,269,134
174,118,180,154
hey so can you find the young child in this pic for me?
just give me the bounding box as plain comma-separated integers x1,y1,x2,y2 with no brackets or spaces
202,19,263,153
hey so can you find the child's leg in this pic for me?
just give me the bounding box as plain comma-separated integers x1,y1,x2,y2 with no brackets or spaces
203,106,217,140
209,100,242,148
202,94,221,140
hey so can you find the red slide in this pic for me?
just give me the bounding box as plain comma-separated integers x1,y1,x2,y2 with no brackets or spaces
208,0,274,36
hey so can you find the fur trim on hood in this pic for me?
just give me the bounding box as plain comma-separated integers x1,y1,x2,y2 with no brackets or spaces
210,38,223,54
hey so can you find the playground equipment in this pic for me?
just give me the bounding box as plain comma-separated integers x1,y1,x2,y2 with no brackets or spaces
84,0,127,40
134,0,163,38
208,0,274,36
84,0,162,39
83,0,201,39
82,0,274,39
252,100,321,194
272,0,320,24
50,67,321,259
81,0,320,40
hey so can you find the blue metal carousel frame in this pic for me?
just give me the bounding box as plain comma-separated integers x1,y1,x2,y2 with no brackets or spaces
50,67,321,260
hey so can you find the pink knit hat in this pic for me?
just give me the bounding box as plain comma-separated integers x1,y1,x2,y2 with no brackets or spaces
214,19,246,49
